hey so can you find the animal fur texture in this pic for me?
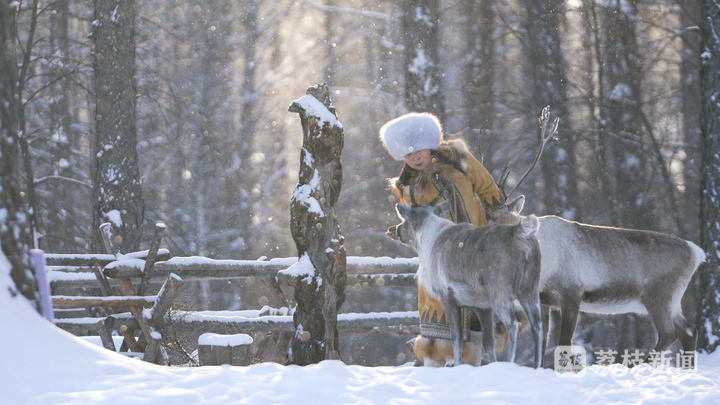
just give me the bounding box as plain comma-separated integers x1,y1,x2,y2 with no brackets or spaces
489,196,706,356
395,200,544,368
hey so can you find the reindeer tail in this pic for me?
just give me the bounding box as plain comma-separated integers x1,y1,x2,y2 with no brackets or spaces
687,241,706,270
516,215,539,239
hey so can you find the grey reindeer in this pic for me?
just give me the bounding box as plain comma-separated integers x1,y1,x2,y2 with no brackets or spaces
394,200,545,368
488,106,707,359
490,195,706,358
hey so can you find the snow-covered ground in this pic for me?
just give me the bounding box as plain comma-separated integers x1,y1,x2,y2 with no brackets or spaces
3,264,720,405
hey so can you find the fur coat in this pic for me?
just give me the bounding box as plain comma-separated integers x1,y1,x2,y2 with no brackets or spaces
389,139,504,227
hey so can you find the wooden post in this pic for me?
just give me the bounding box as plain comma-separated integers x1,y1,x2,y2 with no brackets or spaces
137,222,166,296
98,222,147,353
96,319,117,352
31,250,54,322
143,274,182,364
287,84,347,365
99,222,120,255
197,333,253,366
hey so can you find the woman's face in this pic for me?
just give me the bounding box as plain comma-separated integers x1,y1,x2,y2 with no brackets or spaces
403,149,432,171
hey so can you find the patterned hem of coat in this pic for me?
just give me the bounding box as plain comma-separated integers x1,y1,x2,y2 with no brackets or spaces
419,309,471,341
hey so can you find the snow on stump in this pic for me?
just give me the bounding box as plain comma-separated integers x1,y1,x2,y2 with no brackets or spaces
197,333,254,366
286,84,347,365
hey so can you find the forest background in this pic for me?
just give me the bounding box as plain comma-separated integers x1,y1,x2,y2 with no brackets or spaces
6,0,720,365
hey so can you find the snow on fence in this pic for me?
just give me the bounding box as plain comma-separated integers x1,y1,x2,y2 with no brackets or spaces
47,247,421,365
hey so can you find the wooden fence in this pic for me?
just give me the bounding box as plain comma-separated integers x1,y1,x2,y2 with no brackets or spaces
46,236,421,366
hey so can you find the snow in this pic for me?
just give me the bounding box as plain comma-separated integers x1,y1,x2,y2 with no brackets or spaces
104,257,146,271
104,209,123,228
198,333,253,347
291,94,340,129
278,251,315,283
292,168,325,216
4,257,720,404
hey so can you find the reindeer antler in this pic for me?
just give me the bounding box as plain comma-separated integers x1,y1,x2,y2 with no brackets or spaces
498,105,559,199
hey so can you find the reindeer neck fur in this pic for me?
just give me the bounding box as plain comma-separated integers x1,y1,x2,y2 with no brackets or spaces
412,213,457,298
413,213,455,256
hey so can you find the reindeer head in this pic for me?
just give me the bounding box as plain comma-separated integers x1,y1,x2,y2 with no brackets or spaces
393,200,451,250
487,195,526,226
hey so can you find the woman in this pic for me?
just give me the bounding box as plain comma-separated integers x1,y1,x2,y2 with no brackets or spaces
380,112,505,366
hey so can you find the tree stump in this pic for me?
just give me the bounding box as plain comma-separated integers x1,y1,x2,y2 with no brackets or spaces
197,333,253,366
287,84,347,365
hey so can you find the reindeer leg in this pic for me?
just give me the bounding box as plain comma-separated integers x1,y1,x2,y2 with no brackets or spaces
541,304,551,365
646,306,678,353
558,294,581,347
443,292,464,367
675,316,698,353
520,298,544,368
643,293,682,353
498,305,518,364
475,307,496,365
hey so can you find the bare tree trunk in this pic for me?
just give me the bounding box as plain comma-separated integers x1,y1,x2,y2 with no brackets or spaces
599,0,650,230
237,0,260,256
463,0,496,166
522,0,580,220
14,0,40,250
583,0,619,225
697,0,720,353
324,0,336,87
287,84,347,365
401,0,444,119
44,0,75,253
679,0,701,240
598,0,648,354
677,0,702,346
1,0,41,310
91,0,144,253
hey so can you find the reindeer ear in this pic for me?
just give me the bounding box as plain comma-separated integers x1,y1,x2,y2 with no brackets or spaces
396,204,411,218
507,195,525,214
436,199,452,217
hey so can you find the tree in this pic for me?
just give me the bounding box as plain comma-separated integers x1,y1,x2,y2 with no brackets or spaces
522,0,580,220
679,0,702,239
697,0,720,353
91,0,144,253
598,0,651,230
1,0,41,310
287,84,347,365
401,0,443,119
13,0,94,255
462,0,496,164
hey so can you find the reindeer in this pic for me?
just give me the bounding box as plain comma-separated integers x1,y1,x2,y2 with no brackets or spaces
394,200,545,368
490,107,706,358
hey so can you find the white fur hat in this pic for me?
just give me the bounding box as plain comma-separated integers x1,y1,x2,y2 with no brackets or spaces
379,112,443,160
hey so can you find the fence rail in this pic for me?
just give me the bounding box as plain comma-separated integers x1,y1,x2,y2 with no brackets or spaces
47,250,421,366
